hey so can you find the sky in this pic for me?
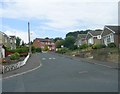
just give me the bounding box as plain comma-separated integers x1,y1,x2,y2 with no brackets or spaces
0,0,119,43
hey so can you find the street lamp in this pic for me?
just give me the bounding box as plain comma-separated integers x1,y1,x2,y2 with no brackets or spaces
28,22,31,54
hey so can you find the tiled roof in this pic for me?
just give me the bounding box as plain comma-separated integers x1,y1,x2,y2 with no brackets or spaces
35,38,53,42
78,34,87,39
102,25,120,36
89,30,103,36
106,26,120,34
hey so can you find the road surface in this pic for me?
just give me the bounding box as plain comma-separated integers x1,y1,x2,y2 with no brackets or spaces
2,53,118,92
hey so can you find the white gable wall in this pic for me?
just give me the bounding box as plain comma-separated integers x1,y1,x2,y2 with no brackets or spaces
103,33,114,46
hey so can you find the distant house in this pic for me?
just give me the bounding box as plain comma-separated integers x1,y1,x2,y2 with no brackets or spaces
86,30,103,45
102,25,120,48
75,34,87,47
33,38,56,51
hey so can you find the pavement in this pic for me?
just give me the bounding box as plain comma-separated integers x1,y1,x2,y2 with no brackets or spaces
2,52,118,92
2,53,41,79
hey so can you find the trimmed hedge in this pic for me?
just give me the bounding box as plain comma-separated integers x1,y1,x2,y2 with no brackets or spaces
7,47,29,53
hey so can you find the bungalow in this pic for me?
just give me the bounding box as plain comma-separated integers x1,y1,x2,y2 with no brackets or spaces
75,34,87,47
86,30,103,45
101,25,120,48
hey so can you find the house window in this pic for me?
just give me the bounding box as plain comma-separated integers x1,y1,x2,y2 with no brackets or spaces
107,36,110,43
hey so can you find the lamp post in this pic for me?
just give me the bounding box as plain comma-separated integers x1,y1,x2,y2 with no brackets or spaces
28,22,31,54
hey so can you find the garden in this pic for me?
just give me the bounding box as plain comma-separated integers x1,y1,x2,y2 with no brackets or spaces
1,46,42,65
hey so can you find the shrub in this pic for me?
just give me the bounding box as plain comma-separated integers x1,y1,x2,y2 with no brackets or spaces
92,44,106,49
79,44,89,49
6,47,29,53
56,48,69,54
108,43,116,48
2,59,7,63
36,48,42,52
43,46,49,51
10,52,20,60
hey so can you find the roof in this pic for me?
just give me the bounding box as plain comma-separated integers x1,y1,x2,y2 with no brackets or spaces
89,30,102,36
102,25,120,36
78,34,87,39
35,38,54,42
106,26,120,34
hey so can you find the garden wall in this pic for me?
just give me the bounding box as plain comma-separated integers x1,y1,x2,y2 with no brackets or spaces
1,54,30,73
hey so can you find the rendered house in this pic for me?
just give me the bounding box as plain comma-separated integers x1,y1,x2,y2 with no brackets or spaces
101,25,120,48
75,34,87,47
33,38,56,51
0,31,16,50
0,44,5,58
86,30,103,45
9,36,16,50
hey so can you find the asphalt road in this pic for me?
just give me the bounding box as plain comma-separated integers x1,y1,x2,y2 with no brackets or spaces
2,52,118,92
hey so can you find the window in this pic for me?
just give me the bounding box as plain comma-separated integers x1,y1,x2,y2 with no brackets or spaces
107,35,110,43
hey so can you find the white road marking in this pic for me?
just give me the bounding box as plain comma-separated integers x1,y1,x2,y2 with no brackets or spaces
42,58,46,60
93,63,113,68
53,58,56,59
49,58,52,60
78,71,88,74
2,63,42,80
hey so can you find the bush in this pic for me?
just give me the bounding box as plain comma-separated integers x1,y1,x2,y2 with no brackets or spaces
10,52,20,60
36,48,42,52
56,48,69,54
79,44,89,49
43,46,49,51
6,47,29,53
92,44,106,49
108,43,116,48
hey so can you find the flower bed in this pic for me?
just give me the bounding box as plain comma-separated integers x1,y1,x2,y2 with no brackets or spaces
1,53,27,65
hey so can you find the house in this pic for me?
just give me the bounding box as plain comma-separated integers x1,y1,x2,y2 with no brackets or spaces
0,31,16,50
86,30,103,45
9,36,16,50
101,25,120,48
33,38,56,51
75,34,87,47
0,44,5,58
0,31,10,48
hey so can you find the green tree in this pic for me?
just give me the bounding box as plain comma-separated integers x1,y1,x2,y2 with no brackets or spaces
55,40,65,48
43,45,49,51
16,37,21,47
21,41,25,46
64,36,76,50
54,37,63,42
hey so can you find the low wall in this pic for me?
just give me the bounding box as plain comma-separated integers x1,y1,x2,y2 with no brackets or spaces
2,54,30,73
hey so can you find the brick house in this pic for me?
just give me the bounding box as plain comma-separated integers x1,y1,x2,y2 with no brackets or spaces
101,25,120,48
33,38,56,51
86,30,103,45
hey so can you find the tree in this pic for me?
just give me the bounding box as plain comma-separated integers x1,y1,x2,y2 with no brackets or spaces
54,37,63,42
21,41,25,46
43,45,49,51
16,37,21,47
64,36,76,50
55,40,65,48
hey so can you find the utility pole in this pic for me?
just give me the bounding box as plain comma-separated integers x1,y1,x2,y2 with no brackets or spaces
28,22,31,54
